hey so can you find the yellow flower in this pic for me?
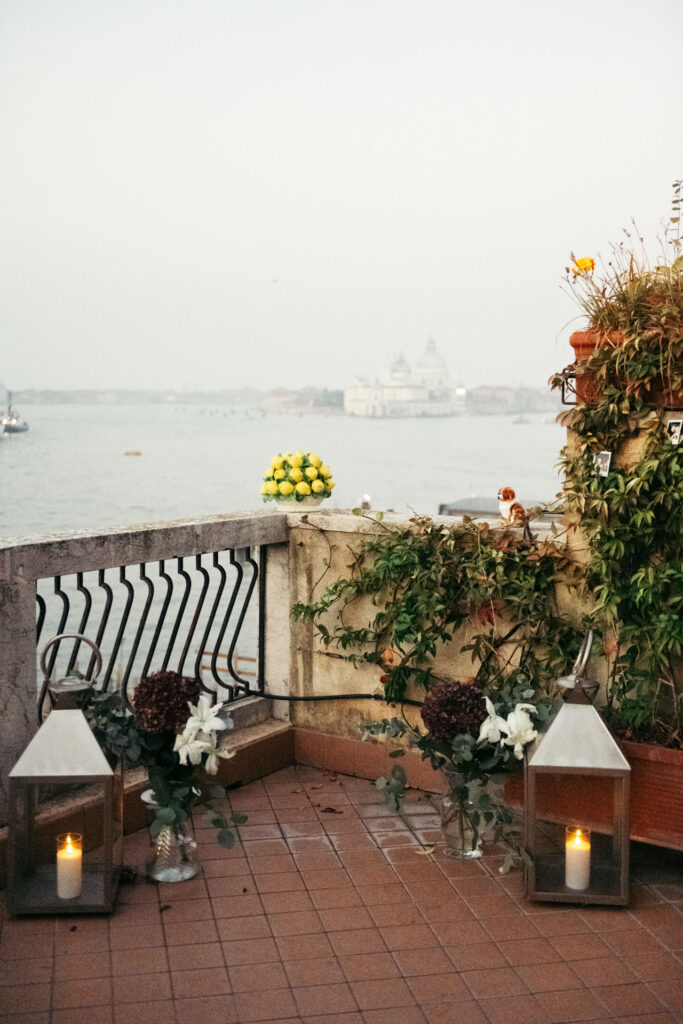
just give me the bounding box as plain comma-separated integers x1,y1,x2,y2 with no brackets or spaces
274,468,286,480
264,481,278,495
295,480,311,495
290,467,304,483
295,449,305,457
270,455,284,469
308,453,322,468
320,464,332,478
260,482,269,494
278,480,294,495
328,480,336,489
572,257,595,276
311,479,325,493
289,455,303,469
305,466,318,481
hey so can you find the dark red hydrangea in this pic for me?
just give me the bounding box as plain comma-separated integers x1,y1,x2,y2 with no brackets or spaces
133,671,201,734
420,681,487,742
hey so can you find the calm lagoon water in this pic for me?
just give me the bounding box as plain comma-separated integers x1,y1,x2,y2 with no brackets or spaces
0,403,566,542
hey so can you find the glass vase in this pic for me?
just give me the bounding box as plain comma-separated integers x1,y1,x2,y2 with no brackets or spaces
439,776,483,860
146,821,199,883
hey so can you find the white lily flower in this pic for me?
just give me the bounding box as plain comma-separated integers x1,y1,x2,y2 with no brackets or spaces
478,697,508,745
502,704,537,759
203,734,236,775
174,728,210,766
186,694,229,735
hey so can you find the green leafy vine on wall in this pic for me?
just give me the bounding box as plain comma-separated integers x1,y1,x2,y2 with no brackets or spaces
292,515,584,708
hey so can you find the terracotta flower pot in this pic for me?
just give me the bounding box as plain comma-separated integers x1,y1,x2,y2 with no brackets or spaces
505,739,683,851
569,329,623,404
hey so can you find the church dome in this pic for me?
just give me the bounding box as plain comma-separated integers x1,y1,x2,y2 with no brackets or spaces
415,338,448,373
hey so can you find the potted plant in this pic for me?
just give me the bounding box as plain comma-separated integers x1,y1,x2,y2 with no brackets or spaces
261,450,336,509
84,672,246,880
363,679,547,868
550,184,683,850
557,180,683,409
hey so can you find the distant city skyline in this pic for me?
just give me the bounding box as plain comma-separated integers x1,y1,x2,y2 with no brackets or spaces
1,0,682,393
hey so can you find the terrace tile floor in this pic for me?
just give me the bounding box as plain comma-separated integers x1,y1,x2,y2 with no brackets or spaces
1,764,682,1024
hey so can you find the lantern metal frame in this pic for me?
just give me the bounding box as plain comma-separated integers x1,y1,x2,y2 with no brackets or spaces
524,690,631,906
7,710,123,916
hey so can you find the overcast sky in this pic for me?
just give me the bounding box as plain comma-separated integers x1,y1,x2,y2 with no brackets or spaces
1,0,682,393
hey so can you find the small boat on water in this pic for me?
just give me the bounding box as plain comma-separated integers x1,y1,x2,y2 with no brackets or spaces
1,393,29,434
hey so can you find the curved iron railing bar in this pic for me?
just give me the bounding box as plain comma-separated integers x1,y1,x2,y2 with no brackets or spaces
178,554,209,677
36,592,46,645
162,557,192,672
141,560,173,678
257,545,267,693
121,564,154,696
88,569,114,686
226,547,259,693
45,577,70,681
66,573,93,676
194,552,227,694
210,551,244,701
103,567,134,695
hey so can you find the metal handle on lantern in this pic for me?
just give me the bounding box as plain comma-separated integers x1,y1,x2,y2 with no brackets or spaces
38,633,103,723
557,630,599,701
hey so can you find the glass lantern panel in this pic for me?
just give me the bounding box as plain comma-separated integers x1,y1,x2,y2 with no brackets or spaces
530,771,624,900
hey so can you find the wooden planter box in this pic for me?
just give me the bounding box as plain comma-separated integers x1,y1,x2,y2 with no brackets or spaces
506,740,683,852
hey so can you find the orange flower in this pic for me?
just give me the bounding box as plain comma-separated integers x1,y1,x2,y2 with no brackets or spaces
572,256,596,276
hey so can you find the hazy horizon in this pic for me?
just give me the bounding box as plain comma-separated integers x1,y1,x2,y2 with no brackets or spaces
2,0,682,394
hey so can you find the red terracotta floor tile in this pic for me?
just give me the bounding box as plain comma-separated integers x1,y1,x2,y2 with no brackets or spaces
463,966,530,1000
261,890,314,914
339,952,400,982
355,884,411,906
430,918,489,946
380,923,439,950
174,991,237,1022
594,981,668,1016
349,976,417,1010
317,906,374,932
222,935,280,965
482,914,541,940
535,987,615,1023
546,931,614,961
422,999,489,1024
406,970,470,1003
367,903,425,928
447,941,508,972
113,999,177,1024
268,909,323,936
232,986,299,1022
217,913,272,941
308,887,363,910
478,993,549,1024
52,975,113,1009
391,946,454,977
497,936,562,966
0,958,53,987
625,952,683,981
164,942,223,973
328,927,387,956
282,955,345,987
51,1007,113,1024
253,871,306,893
292,981,357,1016
0,1014,50,1024
530,911,592,937
637,978,683,1014
229,961,288,992
109,947,166,977
276,932,335,960
108,924,164,950
304,1013,364,1024
0,983,51,1015
362,1011,427,1024
514,962,583,993
171,965,231,998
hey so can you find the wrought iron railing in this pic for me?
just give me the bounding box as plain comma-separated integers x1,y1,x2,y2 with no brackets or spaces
0,512,288,818
35,547,267,717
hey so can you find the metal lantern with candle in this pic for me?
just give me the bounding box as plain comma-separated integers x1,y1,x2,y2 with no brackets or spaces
524,633,631,906
7,709,123,915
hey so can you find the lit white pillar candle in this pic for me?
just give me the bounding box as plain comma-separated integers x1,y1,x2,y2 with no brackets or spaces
565,826,590,891
56,833,82,899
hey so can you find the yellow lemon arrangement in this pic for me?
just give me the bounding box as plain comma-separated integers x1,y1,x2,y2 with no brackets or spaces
261,450,336,508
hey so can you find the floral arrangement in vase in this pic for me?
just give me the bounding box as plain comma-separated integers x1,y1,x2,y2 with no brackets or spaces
261,450,335,506
363,679,548,868
84,671,245,882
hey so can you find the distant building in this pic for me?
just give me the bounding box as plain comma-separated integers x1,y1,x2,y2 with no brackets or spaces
344,339,464,418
